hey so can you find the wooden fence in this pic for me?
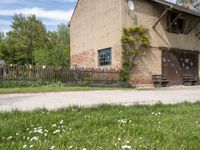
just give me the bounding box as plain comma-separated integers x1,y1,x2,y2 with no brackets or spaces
0,65,120,86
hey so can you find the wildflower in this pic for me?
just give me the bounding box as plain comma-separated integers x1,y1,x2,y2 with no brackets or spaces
126,141,130,144
69,146,73,149
30,136,39,141
122,145,131,149
16,133,19,136
7,136,13,140
50,146,55,150
30,145,33,148
118,138,121,141
60,120,64,124
52,124,57,127
83,148,86,150
23,145,27,149
53,130,60,134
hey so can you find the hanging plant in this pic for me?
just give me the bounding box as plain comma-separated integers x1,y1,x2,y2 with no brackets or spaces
120,25,150,82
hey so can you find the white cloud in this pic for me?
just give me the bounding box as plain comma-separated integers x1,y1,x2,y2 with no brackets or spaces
0,7,73,21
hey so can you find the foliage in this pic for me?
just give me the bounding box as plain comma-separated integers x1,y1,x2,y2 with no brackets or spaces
3,14,47,65
1,103,200,149
1,14,70,67
177,0,200,11
120,26,150,82
34,24,70,66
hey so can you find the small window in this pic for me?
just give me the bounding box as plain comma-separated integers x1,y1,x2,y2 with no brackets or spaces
98,48,112,66
167,12,186,34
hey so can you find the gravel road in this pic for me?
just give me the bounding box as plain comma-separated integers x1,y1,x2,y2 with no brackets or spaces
1,86,200,111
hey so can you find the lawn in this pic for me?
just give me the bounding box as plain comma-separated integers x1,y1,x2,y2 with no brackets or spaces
0,86,130,94
1,103,200,150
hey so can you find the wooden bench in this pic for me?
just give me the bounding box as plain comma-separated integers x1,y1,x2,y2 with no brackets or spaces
183,74,198,86
152,75,169,87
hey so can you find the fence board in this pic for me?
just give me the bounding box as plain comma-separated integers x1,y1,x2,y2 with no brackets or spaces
0,65,120,86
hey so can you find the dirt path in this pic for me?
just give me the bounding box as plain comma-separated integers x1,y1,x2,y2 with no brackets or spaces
1,86,200,111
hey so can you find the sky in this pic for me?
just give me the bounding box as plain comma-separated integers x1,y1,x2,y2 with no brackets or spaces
0,0,176,33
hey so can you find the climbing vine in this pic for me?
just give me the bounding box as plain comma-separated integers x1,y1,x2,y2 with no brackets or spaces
120,25,150,82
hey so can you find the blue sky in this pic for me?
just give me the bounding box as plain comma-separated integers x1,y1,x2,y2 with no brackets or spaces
0,0,176,33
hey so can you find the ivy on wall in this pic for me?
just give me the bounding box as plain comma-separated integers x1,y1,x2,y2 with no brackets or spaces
120,25,150,82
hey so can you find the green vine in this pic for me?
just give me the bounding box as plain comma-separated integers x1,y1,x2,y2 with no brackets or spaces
120,25,150,82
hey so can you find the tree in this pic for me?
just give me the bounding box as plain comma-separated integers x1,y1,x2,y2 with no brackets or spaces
4,14,48,65
34,24,70,66
177,0,200,11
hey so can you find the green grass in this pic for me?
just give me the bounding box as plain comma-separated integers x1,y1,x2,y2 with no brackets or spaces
0,86,131,94
1,103,200,150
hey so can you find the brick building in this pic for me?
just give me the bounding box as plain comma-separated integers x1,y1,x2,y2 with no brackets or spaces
69,0,200,86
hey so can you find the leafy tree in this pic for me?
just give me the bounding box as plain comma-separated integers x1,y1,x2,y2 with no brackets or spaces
34,24,70,66
4,14,48,65
177,0,200,11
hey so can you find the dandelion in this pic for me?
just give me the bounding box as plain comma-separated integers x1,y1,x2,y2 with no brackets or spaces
50,146,55,150
7,136,13,140
23,145,27,149
122,145,131,149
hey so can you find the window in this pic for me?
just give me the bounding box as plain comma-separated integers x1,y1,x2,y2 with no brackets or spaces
167,12,186,34
98,48,112,66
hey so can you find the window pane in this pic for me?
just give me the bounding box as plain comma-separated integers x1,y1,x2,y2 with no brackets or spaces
98,48,112,66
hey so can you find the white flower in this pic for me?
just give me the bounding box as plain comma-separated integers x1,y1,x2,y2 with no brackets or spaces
122,145,131,149
43,65,46,69
30,145,33,148
118,138,121,141
126,141,130,144
83,148,86,150
7,136,13,140
52,124,57,127
117,119,130,125
16,133,19,136
45,133,48,137
30,136,39,141
23,145,27,149
69,146,73,149
53,130,60,134
60,120,64,124
50,146,55,150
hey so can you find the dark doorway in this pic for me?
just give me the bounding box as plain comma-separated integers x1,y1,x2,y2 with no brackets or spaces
162,48,199,85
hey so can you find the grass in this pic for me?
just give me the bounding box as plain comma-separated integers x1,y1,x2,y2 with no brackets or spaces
1,103,200,149
0,86,131,94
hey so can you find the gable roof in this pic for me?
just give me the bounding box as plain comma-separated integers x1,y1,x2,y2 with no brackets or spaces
69,0,200,26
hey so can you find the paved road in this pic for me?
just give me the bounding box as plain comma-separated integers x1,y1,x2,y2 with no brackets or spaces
1,86,200,111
